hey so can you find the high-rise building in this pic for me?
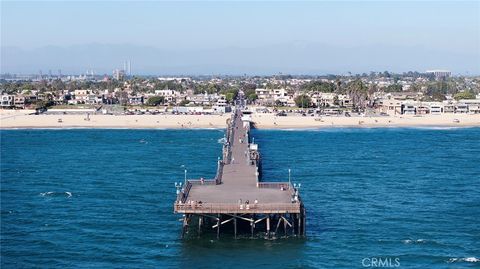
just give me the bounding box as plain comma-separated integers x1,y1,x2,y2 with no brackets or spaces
113,69,125,80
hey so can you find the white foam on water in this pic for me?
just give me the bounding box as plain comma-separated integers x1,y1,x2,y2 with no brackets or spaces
409,126,464,130
40,191,72,198
402,238,427,244
448,257,479,263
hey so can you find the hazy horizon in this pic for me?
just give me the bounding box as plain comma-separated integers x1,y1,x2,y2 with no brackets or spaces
1,1,479,75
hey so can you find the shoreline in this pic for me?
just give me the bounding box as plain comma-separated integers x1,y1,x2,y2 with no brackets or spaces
2,125,479,131
1,110,479,130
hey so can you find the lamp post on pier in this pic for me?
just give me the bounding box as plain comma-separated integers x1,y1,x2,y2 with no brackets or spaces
181,164,187,187
288,168,291,185
175,182,183,195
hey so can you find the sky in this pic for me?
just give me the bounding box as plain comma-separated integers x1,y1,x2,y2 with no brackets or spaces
1,1,479,75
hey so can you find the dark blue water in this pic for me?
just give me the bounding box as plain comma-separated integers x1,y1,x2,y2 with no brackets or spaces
1,127,479,268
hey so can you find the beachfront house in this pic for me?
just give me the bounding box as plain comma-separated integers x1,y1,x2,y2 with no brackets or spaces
128,95,144,105
460,99,480,114
187,92,221,106
155,89,181,103
216,98,228,107
378,99,402,115
1,94,14,108
416,104,430,115
428,103,444,114
272,88,289,104
314,92,336,107
443,103,456,113
14,95,26,109
467,104,480,114
71,89,90,104
402,104,416,115
338,94,353,108
455,103,469,113
255,88,273,106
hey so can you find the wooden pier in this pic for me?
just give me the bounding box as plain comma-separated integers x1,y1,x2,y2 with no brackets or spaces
174,107,305,239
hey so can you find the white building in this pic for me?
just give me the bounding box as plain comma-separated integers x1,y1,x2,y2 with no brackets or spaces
402,104,416,115
1,94,14,108
255,88,272,105
426,70,451,79
155,89,180,103
428,103,444,114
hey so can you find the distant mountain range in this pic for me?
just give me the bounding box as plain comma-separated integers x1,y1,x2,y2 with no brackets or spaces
1,43,478,75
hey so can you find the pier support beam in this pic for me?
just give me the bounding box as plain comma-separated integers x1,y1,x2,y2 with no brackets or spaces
234,214,237,239
298,213,301,236
217,214,221,239
302,207,306,236
198,216,203,236
181,214,190,239
266,215,270,238
275,215,282,236
291,214,295,236
251,214,255,238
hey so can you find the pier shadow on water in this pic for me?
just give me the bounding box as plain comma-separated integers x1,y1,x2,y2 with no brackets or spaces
177,217,308,269
179,236,307,269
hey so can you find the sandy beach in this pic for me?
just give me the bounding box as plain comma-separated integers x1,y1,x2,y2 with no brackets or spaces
0,110,231,129
1,110,479,129
251,113,480,128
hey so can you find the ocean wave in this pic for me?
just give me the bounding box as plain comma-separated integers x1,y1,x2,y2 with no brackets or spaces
406,126,470,130
448,257,479,263
402,239,427,244
262,126,480,132
40,191,72,198
272,127,365,132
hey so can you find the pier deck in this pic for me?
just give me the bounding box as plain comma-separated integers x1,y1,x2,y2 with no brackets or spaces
174,101,305,238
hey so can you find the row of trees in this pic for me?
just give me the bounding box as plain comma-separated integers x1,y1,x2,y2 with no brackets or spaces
296,79,371,111
301,81,336,93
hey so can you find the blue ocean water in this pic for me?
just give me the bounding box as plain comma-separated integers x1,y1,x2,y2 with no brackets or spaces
1,127,479,268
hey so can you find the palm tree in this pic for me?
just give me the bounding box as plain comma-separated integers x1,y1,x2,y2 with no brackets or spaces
346,79,368,112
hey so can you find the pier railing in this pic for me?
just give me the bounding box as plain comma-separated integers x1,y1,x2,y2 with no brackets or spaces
188,179,217,185
176,181,193,203
257,182,291,190
174,202,301,214
214,160,224,184
223,114,235,164
257,182,298,198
